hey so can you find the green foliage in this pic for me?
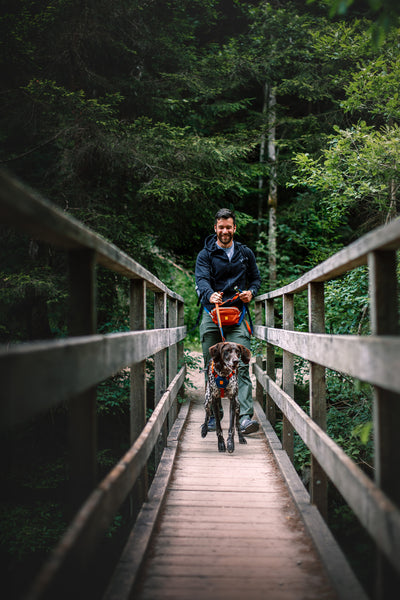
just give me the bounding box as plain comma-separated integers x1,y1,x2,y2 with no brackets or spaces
0,501,66,560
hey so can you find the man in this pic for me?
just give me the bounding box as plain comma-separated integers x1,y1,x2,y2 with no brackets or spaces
195,208,261,434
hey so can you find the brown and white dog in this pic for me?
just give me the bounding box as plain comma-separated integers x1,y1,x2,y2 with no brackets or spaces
201,342,251,453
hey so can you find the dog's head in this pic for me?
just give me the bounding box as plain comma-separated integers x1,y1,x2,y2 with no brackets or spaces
209,342,251,372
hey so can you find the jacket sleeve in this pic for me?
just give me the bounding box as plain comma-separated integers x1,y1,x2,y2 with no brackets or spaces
195,249,214,306
246,248,261,298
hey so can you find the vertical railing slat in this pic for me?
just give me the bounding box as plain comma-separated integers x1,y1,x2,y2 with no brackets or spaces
68,248,97,512
168,298,178,430
266,298,276,426
255,301,264,410
130,279,148,508
308,282,327,520
369,249,400,600
154,292,167,466
282,293,294,461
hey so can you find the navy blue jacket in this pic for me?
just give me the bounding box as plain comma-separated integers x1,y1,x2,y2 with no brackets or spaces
195,235,261,312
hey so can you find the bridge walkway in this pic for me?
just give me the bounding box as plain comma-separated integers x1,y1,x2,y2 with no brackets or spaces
106,359,356,600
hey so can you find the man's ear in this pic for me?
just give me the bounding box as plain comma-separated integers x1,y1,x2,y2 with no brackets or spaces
209,342,224,361
238,344,251,364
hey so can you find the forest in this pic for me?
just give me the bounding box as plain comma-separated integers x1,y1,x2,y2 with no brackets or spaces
1,0,400,597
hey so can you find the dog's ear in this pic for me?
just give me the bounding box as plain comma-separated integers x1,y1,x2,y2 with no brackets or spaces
238,344,251,364
209,342,224,361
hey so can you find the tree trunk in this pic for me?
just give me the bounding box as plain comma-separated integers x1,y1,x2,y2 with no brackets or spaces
257,82,269,240
267,85,277,289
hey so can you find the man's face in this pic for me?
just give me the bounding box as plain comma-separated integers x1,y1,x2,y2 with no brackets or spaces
214,217,236,248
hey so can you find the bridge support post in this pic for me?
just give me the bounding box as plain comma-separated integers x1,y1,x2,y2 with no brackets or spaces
130,279,148,509
68,248,97,513
282,293,294,462
308,282,328,520
255,301,265,410
168,298,178,430
154,292,167,468
266,299,276,425
369,249,400,599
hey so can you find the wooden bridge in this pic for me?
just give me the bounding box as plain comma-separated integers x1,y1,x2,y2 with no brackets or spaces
1,169,400,600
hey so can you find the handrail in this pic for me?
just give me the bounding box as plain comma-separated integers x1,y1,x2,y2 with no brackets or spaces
254,217,400,599
0,169,186,599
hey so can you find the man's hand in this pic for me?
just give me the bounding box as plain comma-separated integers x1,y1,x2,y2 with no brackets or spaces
210,291,223,304
239,290,253,303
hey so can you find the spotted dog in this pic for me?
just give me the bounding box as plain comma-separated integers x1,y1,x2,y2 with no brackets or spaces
201,341,252,453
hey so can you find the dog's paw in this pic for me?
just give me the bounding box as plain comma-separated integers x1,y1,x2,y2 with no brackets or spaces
201,423,208,438
239,436,247,445
227,438,234,453
218,437,226,452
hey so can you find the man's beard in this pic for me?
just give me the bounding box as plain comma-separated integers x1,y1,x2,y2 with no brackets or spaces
217,232,233,246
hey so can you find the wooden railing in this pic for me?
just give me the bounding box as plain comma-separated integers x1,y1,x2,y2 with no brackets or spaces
0,169,186,599
253,217,400,599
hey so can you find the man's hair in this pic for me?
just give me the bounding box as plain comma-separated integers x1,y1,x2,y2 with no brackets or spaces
214,208,236,224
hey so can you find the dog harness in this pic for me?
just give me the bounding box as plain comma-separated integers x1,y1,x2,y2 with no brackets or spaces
211,360,235,398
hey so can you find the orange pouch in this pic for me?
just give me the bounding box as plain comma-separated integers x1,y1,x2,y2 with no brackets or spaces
210,306,242,326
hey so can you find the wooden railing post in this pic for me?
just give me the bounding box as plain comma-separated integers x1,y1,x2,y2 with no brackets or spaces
68,248,97,511
255,301,265,410
130,279,148,508
168,298,178,430
282,293,294,461
154,291,167,466
178,300,185,395
130,280,147,444
308,282,327,520
369,249,400,599
266,298,276,426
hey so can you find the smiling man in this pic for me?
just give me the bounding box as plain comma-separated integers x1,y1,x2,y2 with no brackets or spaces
195,208,261,434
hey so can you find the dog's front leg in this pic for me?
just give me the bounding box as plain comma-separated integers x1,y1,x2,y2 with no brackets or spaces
201,398,212,438
213,397,226,452
236,399,247,445
226,398,236,453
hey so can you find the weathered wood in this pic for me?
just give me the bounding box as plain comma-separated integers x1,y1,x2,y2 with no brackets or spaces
130,279,148,512
0,169,183,300
308,281,327,520
254,301,264,408
265,298,276,424
154,292,168,465
130,279,147,445
168,299,178,429
254,326,400,393
129,391,357,600
25,366,186,600
369,249,400,599
253,363,400,574
68,249,97,510
103,401,190,600
256,217,400,301
282,294,294,461
0,327,186,430
253,401,367,600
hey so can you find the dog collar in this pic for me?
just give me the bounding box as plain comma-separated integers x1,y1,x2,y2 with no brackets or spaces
211,360,235,398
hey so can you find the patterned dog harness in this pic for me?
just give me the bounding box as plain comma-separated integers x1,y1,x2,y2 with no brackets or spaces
211,360,235,398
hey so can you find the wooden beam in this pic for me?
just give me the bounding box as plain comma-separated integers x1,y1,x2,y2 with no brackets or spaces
0,327,186,430
253,363,400,575
26,366,186,600
68,248,97,510
308,282,327,520
282,294,294,461
254,326,400,393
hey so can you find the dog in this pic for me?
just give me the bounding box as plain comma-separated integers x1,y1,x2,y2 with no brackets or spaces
201,341,252,453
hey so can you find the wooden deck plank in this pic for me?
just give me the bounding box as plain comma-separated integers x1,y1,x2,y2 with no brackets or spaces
132,386,339,600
